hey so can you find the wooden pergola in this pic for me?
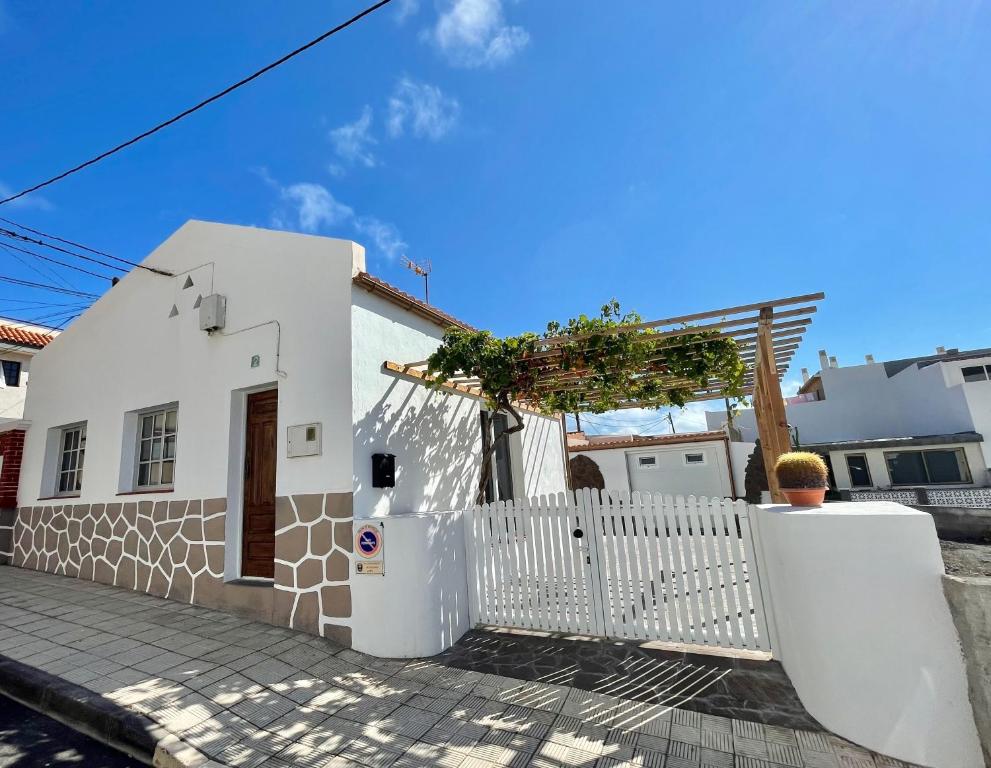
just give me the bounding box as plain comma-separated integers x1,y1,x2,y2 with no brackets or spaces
386,291,825,503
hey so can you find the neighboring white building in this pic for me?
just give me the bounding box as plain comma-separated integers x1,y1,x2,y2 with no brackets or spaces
706,347,991,495
0,319,58,427
8,220,568,649
0,319,58,565
567,430,752,499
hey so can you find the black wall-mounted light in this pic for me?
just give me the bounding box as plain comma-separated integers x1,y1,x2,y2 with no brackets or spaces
372,453,395,488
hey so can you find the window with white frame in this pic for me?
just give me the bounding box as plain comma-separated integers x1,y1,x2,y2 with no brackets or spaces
684,452,706,466
56,425,86,495
637,455,658,469
136,407,177,488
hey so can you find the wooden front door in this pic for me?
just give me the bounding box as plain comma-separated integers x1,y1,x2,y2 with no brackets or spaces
241,389,277,578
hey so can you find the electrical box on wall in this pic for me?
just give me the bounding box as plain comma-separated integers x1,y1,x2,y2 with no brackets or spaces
287,423,322,458
372,453,395,488
199,294,227,332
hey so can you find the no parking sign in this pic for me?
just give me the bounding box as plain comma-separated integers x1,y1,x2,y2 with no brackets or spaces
355,523,384,574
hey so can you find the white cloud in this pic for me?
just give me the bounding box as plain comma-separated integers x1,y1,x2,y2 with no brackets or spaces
427,0,529,68
0,181,53,211
328,106,377,168
355,216,408,262
259,170,406,263
395,0,419,23
280,183,353,233
387,78,461,140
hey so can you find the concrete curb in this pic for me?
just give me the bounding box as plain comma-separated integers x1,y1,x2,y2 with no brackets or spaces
0,655,220,767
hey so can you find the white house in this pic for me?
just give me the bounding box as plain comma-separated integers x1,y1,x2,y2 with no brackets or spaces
0,318,57,427
7,220,567,650
0,319,58,566
706,347,991,499
567,430,751,499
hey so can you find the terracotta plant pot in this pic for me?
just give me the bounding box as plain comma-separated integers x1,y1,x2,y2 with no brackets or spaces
781,487,827,507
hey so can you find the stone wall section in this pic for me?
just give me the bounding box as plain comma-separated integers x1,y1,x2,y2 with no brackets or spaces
274,493,352,646
943,574,991,768
8,494,353,646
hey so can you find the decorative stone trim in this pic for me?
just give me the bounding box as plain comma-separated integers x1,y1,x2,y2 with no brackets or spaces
273,493,353,645
927,487,991,509
849,489,920,504
9,494,353,646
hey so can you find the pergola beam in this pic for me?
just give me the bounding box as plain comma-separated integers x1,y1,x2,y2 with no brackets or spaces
753,307,794,503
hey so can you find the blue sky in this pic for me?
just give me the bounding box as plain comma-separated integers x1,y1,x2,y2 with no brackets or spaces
1,1,989,434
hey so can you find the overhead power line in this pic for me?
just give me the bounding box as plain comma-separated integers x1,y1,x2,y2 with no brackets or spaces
0,217,117,259
0,226,170,276
0,243,76,291
0,239,115,280
0,274,98,299
0,0,395,207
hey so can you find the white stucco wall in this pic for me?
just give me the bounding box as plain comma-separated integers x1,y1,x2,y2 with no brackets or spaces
707,358,986,446
0,350,34,425
755,502,982,768
349,510,470,657
19,221,360,506
962,379,991,481
729,441,755,498
349,289,567,520
573,439,741,498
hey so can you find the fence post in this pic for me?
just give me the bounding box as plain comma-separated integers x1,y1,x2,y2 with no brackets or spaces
745,501,781,654
462,506,482,626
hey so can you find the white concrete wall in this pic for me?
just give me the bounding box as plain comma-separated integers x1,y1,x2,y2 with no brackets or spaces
19,221,360,506
573,440,742,498
349,510,471,657
754,502,982,768
962,380,991,484
350,289,567,519
577,448,631,491
0,350,33,425
626,441,730,498
708,359,983,446
729,441,755,498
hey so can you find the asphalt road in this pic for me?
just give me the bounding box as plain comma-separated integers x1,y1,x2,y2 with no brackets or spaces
0,694,145,767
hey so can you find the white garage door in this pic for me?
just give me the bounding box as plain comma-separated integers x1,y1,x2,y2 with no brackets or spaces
626,444,727,498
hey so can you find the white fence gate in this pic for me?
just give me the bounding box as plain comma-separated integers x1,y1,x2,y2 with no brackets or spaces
463,489,775,653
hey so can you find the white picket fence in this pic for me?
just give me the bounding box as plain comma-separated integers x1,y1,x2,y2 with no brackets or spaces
463,489,775,653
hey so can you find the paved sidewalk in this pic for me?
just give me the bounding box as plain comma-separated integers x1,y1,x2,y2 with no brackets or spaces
436,629,817,730
0,567,913,768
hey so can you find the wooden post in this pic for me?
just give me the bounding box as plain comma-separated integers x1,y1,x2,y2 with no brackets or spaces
754,307,792,503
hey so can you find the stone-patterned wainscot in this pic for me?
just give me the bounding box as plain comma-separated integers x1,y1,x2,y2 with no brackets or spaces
9,494,352,645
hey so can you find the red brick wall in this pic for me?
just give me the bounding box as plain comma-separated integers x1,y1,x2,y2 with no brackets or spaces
0,430,25,508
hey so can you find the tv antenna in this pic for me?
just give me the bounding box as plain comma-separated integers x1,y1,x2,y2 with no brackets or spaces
404,257,432,304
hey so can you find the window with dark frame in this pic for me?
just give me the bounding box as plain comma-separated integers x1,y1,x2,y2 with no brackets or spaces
1,360,21,387
962,365,989,383
57,425,86,495
136,407,178,488
638,455,658,468
845,454,872,487
885,448,971,486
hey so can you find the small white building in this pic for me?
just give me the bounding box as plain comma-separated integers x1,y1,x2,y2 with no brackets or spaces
0,319,57,565
567,430,751,500
706,347,991,498
8,220,568,650
0,318,57,427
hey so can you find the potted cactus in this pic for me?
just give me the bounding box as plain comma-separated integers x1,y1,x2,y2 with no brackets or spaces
774,452,829,506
